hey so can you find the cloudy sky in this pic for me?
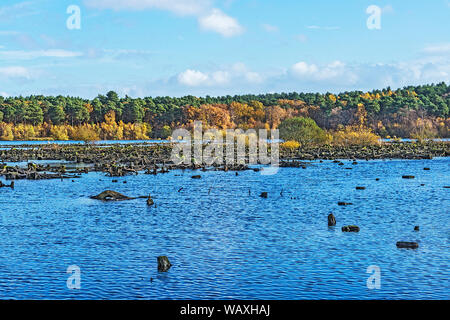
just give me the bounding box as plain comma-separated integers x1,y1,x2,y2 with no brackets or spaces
0,0,450,98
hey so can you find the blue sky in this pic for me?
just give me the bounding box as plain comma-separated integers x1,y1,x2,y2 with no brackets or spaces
0,0,449,98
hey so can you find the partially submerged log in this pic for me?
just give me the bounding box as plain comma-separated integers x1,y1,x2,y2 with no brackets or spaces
396,241,419,249
342,225,360,232
90,190,135,201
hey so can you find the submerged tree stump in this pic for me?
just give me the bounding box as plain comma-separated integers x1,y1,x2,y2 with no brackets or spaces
157,256,172,272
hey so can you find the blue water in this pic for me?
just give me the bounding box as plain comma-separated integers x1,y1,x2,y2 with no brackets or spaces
0,158,449,300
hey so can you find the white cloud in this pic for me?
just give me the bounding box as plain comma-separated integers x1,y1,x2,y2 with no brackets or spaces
231,63,263,83
292,61,319,76
423,43,450,54
85,0,244,37
0,66,32,79
178,63,262,87
291,60,354,83
0,49,83,60
178,69,209,86
198,9,244,37
211,70,230,84
287,54,450,92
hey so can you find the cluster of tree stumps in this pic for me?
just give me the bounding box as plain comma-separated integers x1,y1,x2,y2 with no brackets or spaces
0,162,83,181
0,141,448,182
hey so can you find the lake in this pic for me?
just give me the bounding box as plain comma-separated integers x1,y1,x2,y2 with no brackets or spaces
0,155,449,299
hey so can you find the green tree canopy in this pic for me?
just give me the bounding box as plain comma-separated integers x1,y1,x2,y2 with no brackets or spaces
278,117,328,145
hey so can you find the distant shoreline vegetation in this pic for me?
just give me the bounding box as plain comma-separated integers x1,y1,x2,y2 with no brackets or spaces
0,83,448,142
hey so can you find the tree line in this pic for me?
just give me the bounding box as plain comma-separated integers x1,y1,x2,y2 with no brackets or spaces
0,82,449,140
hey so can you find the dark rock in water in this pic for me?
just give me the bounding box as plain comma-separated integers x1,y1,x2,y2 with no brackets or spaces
157,256,172,272
338,202,353,206
260,192,268,198
423,168,430,171
414,226,420,231
90,190,134,201
396,241,419,249
112,180,118,183
191,175,201,179
342,225,360,232
420,184,425,186
375,178,380,181
444,186,450,189
328,213,336,226
402,175,415,179
147,194,154,206
356,186,366,190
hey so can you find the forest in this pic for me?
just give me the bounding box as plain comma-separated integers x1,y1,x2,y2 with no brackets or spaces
0,82,449,141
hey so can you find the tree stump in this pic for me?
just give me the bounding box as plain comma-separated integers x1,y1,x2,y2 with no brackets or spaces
328,213,336,226
157,256,172,272
147,194,154,206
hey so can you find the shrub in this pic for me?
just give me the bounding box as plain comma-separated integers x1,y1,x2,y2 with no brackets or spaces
278,117,329,146
0,123,14,141
70,125,100,142
49,125,69,140
331,126,381,146
281,140,300,150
